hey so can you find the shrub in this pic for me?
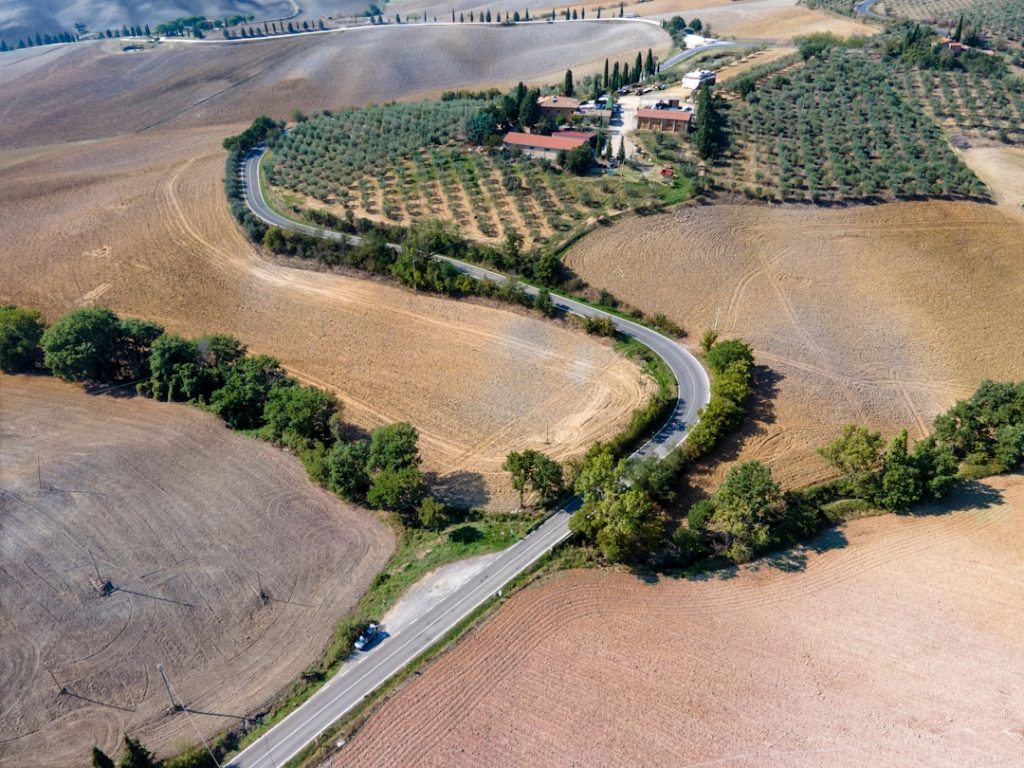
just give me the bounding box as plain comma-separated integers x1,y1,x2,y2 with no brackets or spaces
208,355,290,430
41,307,137,383
0,305,45,372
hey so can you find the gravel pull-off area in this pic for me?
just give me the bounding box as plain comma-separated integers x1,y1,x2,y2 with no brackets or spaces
381,553,500,636
335,473,1024,767
0,376,393,766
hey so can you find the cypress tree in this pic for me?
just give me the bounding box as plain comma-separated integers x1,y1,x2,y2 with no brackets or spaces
460,12,464,22
634,51,643,82
619,2,624,17
694,83,717,159
597,7,602,17
119,736,156,768
91,747,115,768
525,9,530,20
564,68,574,97
617,137,625,163
144,23,151,35
35,33,43,45
581,8,585,18
486,9,492,22
953,14,964,42
603,59,609,88
611,61,620,90
452,9,456,21
645,48,655,78
572,9,578,19
0,41,8,52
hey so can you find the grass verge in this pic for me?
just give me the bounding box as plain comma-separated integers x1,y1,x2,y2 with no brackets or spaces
228,513,537,756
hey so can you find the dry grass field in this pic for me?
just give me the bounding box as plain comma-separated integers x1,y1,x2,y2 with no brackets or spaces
336,472,1024,767
0,1,295,42
0,23,668,149
960,144,1024,216
0,128,654,507
689,0,878,41
565,201,1024,490
0,23,670,508
0,375,393,766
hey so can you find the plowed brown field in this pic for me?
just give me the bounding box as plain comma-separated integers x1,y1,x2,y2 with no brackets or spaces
0,375,393,766
336,473,1024,767
0,23,668,508
565,201,1024,490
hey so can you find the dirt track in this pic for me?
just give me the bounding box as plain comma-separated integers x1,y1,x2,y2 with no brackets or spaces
0,375,393,766
565,201,1024,490
336,473,1024,767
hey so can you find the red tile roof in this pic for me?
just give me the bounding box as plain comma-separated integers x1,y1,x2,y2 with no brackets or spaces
503,132,590,151
556,130,596,140
538,95,581,110
637,108,693,122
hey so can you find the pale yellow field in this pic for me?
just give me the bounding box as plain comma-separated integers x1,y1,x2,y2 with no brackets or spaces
565,201,1024,490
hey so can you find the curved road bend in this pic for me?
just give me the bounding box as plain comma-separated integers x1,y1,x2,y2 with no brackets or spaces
854,0,887,21
227,147,710,768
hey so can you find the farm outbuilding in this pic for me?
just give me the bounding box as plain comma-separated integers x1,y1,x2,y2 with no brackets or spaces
537,94,580,117
636,108,693,134
503,131,590,160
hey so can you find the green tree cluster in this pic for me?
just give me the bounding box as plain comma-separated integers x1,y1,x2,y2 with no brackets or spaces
40,307,162,383
503,449,564,508
684,338,755,459
0,305,46,372
328,422,431,517
569,446,667,563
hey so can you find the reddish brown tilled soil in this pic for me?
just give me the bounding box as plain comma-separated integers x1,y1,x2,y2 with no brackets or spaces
0,375,394,766
335,474,1024,768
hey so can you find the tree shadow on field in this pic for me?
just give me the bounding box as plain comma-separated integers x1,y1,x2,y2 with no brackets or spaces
428,470,491,510
908,479,1005,517
751,527,849,574
83,380,137,398
448,525,484,545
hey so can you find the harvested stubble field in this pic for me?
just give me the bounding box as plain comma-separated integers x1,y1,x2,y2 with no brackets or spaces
565,201,1024,491
0,375,393,766
0,23,669,508
683,0,878,41
0,23,669,150
0,128,654,508
335,472,1024,767
0,1,296,43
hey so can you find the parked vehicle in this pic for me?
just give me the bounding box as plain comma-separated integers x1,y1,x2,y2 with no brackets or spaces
354,623,380,651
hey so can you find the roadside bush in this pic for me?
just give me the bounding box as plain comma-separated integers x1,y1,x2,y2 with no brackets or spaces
0,305,46,372
580,314,615,337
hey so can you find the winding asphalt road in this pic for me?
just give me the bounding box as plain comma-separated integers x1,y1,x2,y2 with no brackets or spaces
226,147,710,768
854,0,888,22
